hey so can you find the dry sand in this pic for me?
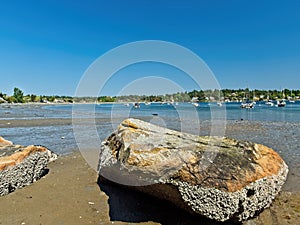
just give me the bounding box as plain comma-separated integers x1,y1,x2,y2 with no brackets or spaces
0,152,299,225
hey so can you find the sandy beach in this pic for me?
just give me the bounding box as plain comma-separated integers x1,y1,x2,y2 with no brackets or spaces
0,104,300,224
0,151,299,225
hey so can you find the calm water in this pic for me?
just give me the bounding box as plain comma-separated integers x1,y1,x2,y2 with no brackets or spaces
1,101,299,149
1,101,299,122
1,102,299,189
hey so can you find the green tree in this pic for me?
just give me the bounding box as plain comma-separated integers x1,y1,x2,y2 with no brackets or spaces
39,95,44,103
47,96,55,102
30,94,37,102
13,87,24,103
7,96,16,103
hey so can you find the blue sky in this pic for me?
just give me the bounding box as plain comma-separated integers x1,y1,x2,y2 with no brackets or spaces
0,0,299,96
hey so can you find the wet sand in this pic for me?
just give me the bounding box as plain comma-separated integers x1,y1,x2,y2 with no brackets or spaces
0,152,299,225
0,118,73,128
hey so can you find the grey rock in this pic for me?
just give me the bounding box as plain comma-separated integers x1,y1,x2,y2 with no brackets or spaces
0,137,57,196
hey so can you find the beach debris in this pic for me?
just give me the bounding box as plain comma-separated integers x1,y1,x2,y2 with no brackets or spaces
0,136,57,196
98,118,288,222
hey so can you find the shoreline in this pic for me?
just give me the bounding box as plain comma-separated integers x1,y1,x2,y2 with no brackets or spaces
0,151,299,225
1,99,300,106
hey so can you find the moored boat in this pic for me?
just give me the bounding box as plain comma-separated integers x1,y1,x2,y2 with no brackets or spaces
192,102,199,107
265,100,274,106
134,102,140,108
241,100,254,109
276,100,286,107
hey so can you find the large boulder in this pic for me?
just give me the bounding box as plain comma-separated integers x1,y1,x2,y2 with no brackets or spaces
98,118,288,222
0,136,57,196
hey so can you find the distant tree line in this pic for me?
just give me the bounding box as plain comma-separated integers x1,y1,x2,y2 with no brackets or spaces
0,87,73,103
115,89,300,102
0,87,299,104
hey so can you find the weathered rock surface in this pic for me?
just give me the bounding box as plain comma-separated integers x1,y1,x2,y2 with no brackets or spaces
98,118,288,222
0,136,57,196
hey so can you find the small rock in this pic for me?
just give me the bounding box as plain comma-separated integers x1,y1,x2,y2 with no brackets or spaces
284,214,291,220
0,136,57,196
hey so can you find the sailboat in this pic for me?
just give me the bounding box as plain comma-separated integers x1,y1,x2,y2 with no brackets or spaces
217,102,223,107
241,100,254,109
276,89,286,107
217,89,224,106
241,88,254,109
134,102,140,108
289,90,295,103
276,100,286,107
266,100,274,106
265,92,274,106
192,102,199,107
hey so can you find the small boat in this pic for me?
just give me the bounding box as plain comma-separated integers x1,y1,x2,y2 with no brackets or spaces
145,102,151,105
124,103,130,107
276,100,286,107
217,102,223,107
289,90,295,103
277,89,287,107
241,87,254,109
241,101,254,109
134,102,140,109
192,102,199,107
265,100,274,106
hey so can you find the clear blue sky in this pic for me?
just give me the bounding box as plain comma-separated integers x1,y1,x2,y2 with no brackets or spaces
0,0,299,96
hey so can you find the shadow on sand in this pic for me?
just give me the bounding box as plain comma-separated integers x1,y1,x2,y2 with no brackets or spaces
97,176,240,225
